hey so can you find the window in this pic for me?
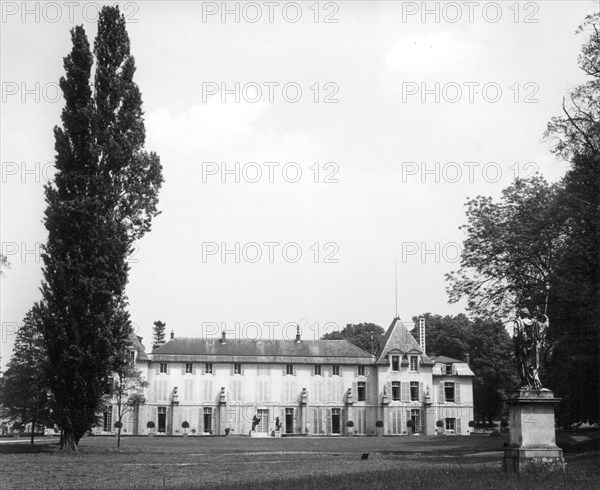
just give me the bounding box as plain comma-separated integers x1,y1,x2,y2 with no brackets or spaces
205,363,213,374
286,364,294,375
357,366,365,376
158,407,166,433
410,356,418,372
410,381,419,401
391,355,400,371
102,407,112,432
185,363,193,374
445,418,456,431
314,365,322,376
357,381,366,401
159,363,167,374
332,365,340,376
392,381,400,401
129,350,135,363
445,364,452,375
444,382,455,402
234,363,242,375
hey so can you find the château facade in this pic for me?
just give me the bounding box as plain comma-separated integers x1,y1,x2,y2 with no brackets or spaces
97,318,474,437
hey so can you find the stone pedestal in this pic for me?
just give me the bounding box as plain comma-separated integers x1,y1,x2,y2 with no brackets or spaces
423,395,435,436
503,390,565,473
381,394,390,436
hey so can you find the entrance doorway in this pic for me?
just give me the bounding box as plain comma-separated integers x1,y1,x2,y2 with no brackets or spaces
102,408,112,432
256,409,269,433
410,409,420,434
285,408,294,434
158,407,166,433
331,408,341,434
203,407,213,433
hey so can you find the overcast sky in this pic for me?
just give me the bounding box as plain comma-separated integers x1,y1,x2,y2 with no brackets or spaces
1,1,596,369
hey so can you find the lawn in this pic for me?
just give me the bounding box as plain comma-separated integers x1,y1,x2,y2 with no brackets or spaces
0,434,598,489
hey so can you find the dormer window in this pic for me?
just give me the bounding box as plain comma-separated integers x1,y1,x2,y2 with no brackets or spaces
410,356,418,372
445,364,452,375
391,355,400,371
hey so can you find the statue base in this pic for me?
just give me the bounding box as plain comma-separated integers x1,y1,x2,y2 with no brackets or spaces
503,389,565,473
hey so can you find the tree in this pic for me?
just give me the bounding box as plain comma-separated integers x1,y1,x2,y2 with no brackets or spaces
0,306,51,445
446,13,599,427
109,360,147,448
153,321,167,348
38,6,163,451
321,323,384,353
0,254,8,276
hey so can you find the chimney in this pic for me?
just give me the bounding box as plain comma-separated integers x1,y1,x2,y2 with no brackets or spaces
221,331,226,344
465,353,470,365
419,317,426,353
295,324,301,342
170,330,174,340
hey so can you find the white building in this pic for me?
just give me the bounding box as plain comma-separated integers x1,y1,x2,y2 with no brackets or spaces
98,317,474,436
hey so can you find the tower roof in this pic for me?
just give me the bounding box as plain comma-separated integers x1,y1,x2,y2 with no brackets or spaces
375,317,433,365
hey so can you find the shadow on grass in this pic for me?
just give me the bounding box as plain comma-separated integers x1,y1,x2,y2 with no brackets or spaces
0,441,58,454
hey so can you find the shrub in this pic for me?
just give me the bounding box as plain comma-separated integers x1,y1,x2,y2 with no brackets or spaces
468,420,475,428
407,420,415,429
500,419,509,428
182,421,190,429
346,421,354,428
436,420,444,428
375,420,384,428
490,430,501,437
146,421,155,429
114,421,123,429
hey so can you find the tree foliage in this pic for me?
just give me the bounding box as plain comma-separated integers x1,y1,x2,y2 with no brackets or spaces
0,306,51,444
38,6,163,450
446,13,599,426
153,320,167,348
411,313,518,423
321,323,384,353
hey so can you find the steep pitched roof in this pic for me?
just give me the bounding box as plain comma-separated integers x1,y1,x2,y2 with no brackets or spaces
151,338,375,365
375,317,433,365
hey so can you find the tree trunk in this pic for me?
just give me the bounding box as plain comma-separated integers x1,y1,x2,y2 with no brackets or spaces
117,426,121,448
60,429,78,451
30,418,36,445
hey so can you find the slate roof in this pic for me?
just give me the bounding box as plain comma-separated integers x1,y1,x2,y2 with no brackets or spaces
431,356,475,376
151,337,375,365
432,355,463,364
375,317,434,365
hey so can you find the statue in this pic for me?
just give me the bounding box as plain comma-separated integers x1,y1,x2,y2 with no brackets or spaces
513,307,549,390
251,415,261,432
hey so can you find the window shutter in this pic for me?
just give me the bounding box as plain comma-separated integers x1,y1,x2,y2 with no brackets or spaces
293,366,297,376
419,382,424,402
311,366,315,376
386,381,392,398
167,364,171,375
406,410,411,430
439,383,445,403
192,364,197,375
182,366,186,375
455,382,461,403
365,367,370,376
328,367,333,377
325,408,331,434
352,382,357,399
155,364,160,375
230,365,234,376
202,365,206,375
417,358,420,372
401,382,409,402
354,366,358,377
365,382,371,403
456,418,462,434
283,365,287,376
241,365,244,376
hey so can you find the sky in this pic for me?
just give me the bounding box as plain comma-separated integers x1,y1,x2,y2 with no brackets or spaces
1,0,597,370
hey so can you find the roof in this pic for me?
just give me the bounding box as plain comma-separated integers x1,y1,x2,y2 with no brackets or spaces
151,338,375,365
432,355,463,364
375,317,434,364
129,333,151,362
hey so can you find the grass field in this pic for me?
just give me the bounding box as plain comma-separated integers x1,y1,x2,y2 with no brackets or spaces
0,433,598,489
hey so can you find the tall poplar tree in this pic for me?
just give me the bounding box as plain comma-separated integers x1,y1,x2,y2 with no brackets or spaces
39,6,163,450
